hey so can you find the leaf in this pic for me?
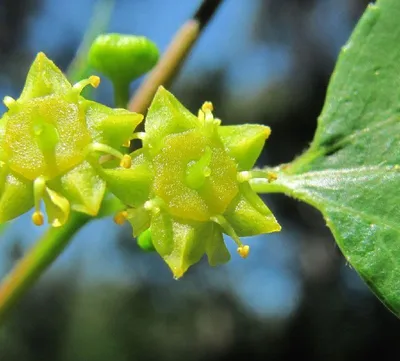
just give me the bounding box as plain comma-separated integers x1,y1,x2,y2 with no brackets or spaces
251,0,400,316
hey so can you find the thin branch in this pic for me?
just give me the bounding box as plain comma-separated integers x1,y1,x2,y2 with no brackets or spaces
0,213,90,321
128,0,224,114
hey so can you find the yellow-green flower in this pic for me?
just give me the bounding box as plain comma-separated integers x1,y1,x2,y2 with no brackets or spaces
0,53,143,226
102,87,281,278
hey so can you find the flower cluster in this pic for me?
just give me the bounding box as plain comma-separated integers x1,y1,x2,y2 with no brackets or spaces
0,53,142,226
102,87,281,278
0,53,281,278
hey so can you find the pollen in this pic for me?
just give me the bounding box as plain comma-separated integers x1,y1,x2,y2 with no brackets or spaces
237,245,250,258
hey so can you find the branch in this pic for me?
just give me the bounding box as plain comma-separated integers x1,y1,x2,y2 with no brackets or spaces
128,0,224,114
0,213,90,321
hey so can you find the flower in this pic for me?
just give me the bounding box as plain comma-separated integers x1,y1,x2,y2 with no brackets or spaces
103,86,281,278
0,53,143,226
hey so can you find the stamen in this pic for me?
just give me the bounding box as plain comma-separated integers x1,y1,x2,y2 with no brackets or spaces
87,142,131,169
211,215,250,259
201,101,214,112
237,245,250,258
238,170,278,183
32,177,46,226
114,210,128,225
32,211,44,226
73,75,101,93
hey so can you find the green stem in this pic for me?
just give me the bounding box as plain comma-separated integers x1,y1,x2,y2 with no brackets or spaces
113,80,130,108
0,212,90,321
128,0,224,114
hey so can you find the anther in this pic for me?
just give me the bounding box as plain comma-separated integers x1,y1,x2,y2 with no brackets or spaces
267,171,278,183
201,101,214,113
237,245,250,258
211,215,250,260
120,154,132,169
114,210,128,225
89,75,101,88
32,211,44,226
73,75,101,93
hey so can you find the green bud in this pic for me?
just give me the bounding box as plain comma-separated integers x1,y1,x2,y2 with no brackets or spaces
0,52,143,226
88,33,159,85
106,87,281,278
137,228,155,252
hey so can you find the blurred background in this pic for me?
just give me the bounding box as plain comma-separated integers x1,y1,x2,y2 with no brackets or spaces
1,0,400,360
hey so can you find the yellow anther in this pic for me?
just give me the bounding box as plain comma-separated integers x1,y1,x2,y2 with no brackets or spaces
237,245,250,259
89,75,101,88
201,101,214,113
120,154,132,169
114,210,128,225
267,171,278,183
122,139,131,147
32,211,44,226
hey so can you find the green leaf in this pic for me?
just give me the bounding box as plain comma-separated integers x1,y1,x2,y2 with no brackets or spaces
251,0,400,316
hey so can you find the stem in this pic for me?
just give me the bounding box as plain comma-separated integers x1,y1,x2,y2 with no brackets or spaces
128,0,224,114
113,80,130,108
0,212,90,321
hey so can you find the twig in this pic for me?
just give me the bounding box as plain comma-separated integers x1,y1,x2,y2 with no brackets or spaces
128,0,224,114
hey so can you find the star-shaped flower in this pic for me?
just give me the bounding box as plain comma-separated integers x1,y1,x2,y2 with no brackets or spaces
102,87,281,278
0,53,143,226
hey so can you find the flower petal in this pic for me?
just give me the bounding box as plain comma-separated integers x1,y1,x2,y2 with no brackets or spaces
224,182,281,236
150,213,209,278
19,52,72,101
58,161,106,216
205,223,230,266
0,171,33,223
145,86,201,150
85,100,143,149
218,124,270,170
127,206,151,236
100,150,152,207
